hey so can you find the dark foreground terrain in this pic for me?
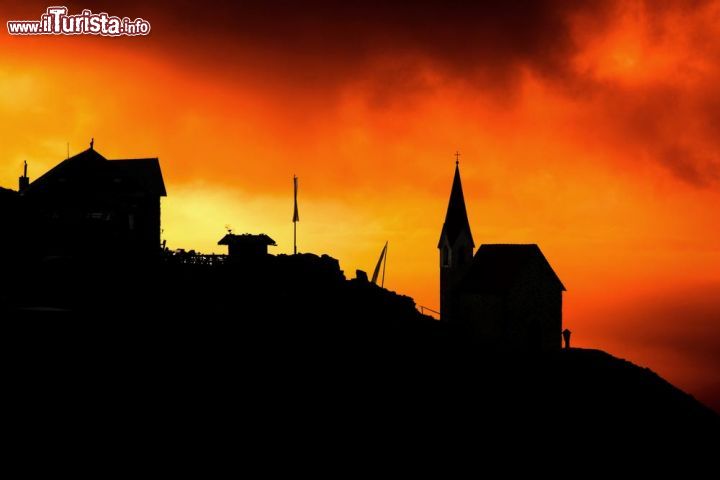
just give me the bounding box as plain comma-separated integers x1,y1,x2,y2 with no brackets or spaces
3,254,718,467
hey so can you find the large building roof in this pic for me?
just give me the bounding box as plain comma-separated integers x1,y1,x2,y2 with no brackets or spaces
460,244,565,293
22,147,166,197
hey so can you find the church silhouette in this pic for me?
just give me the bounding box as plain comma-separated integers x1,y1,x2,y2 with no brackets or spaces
438,159,565,351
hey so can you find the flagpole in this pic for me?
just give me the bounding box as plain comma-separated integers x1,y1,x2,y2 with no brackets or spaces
293,175,299,255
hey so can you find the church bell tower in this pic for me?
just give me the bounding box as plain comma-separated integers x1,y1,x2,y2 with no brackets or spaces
438,155,474,322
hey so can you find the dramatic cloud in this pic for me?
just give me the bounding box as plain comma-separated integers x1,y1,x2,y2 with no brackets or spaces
122,0,718,187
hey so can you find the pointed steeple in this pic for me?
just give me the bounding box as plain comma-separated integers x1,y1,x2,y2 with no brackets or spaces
438,161,474,249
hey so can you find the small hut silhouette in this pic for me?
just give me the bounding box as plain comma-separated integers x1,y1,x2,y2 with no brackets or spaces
218,233,277,260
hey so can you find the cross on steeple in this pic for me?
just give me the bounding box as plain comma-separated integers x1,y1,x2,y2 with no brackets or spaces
454,150,461,165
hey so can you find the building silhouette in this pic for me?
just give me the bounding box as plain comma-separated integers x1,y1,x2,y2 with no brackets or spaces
438,162,476,323
438,161,565,351
218,233,276,260
16,142,166,259
0,186,21,255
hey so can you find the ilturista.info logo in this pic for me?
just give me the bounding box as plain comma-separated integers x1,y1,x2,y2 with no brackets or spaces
7,6,151,36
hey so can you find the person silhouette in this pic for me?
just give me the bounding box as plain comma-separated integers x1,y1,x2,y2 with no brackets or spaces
562,328,572,349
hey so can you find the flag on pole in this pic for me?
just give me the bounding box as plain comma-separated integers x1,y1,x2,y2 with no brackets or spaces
371,241,388,285
293,175,300,223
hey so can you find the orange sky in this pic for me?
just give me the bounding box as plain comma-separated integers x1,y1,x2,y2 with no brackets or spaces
1,1,719,411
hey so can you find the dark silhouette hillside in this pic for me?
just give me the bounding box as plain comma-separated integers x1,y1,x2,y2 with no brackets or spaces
3,252,718,464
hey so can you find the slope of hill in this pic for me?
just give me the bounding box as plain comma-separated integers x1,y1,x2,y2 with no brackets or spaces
3,252,718,460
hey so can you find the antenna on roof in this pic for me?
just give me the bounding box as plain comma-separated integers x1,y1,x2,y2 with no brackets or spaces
90,138,94,150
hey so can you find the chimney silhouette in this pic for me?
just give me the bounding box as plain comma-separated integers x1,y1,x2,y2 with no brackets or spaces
18,160,29,192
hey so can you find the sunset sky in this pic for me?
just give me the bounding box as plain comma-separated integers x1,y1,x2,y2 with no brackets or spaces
1,0,719,410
